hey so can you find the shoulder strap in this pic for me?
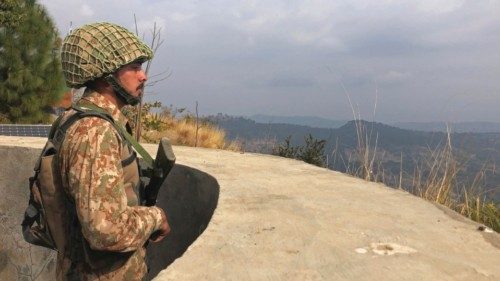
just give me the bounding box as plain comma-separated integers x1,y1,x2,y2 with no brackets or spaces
71,104,154,168
33,115,66,172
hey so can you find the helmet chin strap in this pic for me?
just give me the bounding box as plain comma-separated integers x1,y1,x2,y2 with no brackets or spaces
105,74,141,106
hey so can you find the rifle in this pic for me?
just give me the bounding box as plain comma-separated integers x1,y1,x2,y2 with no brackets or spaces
140,138,176,206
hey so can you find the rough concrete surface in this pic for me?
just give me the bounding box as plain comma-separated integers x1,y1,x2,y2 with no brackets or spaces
0,136,498,281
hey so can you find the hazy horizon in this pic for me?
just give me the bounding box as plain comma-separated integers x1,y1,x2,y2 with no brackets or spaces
39,0,500,123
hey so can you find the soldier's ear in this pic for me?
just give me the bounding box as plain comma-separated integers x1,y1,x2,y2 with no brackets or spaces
85,78,111,92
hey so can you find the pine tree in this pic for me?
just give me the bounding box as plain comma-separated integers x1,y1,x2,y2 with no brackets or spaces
0,0,65,124
0,0,24,28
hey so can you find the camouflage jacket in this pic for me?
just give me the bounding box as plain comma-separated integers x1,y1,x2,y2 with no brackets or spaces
57,89,164,280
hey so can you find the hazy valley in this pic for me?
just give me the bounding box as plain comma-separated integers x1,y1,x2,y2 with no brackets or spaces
211,114,500,202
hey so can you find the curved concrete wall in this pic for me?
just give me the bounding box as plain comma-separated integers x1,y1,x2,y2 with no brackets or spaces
146,164,219,279
0,141,219,281
0,145,56,280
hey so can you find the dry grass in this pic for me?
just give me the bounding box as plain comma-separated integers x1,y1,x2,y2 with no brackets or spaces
340,87,499,232
358,123,500,232
404,128,499,231
413,130,459,207
352,120,379,181
124,103,241,151
342,83,379,182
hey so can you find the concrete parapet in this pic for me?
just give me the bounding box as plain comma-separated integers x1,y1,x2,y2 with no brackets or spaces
0,136,499,281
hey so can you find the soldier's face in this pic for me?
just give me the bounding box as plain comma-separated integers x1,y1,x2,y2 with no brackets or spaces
115,62,148,98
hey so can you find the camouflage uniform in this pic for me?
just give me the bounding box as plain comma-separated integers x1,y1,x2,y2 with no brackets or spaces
57,89,164,280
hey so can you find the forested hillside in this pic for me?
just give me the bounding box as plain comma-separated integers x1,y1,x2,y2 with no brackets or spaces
210,115,500,202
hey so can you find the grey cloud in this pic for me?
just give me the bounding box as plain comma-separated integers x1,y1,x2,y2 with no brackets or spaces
265,76,315,88
347,33,420,57
39,0,500,122
244,72,315,89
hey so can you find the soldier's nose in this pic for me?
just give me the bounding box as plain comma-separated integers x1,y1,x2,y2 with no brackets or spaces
139,70,147,82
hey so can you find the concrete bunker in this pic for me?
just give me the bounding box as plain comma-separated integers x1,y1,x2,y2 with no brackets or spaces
0,145,220,280
3,138,500,280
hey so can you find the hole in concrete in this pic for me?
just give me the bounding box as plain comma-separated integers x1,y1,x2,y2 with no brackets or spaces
371,243,417,256
145,164,220,280
377,244,394,251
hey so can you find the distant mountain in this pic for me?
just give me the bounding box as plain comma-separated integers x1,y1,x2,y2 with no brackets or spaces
248,115,500,133
210,115,446,151
208,114,337,152
392,122,500,133
209,115,500,202
249,114,348,129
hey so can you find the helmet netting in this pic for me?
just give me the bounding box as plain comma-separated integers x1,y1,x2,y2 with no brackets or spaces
61,22,153,88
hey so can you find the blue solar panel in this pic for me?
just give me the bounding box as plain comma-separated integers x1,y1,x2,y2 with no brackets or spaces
0,124,51,137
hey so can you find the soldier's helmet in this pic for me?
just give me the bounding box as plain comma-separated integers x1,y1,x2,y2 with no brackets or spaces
61,22,153,88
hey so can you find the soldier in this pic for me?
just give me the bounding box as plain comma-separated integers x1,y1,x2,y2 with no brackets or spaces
56,22,170,280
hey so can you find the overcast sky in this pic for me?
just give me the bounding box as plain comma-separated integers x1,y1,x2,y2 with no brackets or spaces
39,0,500,122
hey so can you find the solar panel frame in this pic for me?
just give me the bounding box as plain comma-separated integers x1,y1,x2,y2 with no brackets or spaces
0,124,51,137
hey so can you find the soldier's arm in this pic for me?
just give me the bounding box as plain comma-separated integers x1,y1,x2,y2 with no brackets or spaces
64,118,165,252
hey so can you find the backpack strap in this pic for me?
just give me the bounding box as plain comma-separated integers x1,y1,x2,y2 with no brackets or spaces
32,114,66,173
71,104,154,169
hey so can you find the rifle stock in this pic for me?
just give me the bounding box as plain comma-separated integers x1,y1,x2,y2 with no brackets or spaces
140,138,176,206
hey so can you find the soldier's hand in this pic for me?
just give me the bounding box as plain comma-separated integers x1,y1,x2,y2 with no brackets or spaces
150,210,170,243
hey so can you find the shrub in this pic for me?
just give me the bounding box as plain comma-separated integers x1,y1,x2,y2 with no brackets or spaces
273,134,326,167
